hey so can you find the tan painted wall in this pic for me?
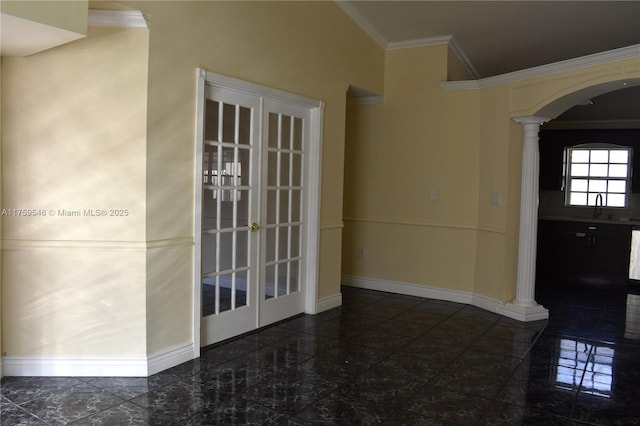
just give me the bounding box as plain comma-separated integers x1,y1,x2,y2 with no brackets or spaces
121,0,384,354
472,84,514,301
344,44,639,306
1,0,384,363
1,26,149,357
343,45,480,293
2,0,633,368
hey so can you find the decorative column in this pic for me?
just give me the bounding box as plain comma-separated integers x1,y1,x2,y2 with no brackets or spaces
504,116,550,321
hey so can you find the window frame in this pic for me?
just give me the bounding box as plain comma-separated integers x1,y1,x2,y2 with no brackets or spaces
564,143,632,208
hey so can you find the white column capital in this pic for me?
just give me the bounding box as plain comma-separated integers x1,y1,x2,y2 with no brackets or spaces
512,116,551,126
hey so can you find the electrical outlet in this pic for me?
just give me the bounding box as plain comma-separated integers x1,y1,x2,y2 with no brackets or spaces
359,248,366,258
491,192,501,206
430,190,438,201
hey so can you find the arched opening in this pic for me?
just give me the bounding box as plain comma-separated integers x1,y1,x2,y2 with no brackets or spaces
537,80,640,120
513,78,640,323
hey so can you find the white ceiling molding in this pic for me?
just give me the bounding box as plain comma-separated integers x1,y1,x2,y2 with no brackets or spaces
88,10,149,29
336,1,387,48
438,80,482,90
440,44,640,91
336,2,480,80
387,34,453,50
448,37,480,80
386,35,479,80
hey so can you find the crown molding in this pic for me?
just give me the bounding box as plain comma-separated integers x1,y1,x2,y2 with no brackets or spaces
440,44,640,91
335,1,387,49
439,80,481,90
336,2,479,79
336,1,637,89
387,35,452,50
448,37,481,80
88,9,149,29
387,35,480,80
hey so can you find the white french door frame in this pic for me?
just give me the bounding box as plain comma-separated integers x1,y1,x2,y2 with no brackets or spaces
193,68,324,357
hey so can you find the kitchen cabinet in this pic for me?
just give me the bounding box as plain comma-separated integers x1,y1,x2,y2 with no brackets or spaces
537,219,632,286
539,133,566,191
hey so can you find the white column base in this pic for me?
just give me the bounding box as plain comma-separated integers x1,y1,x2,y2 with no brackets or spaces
502,301,549,322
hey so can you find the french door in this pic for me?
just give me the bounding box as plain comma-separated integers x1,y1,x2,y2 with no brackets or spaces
195,71,321,347
259,100,307,326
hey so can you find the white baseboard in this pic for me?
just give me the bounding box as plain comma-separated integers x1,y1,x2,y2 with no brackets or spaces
316,292,342,313
342,275,474,304
147,343,194,376
500,302,550,322
342,275,547,322
2,356,148,377
2,342,195,377
471,292,502,313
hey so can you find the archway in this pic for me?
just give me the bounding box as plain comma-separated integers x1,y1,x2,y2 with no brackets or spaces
506,78,640,321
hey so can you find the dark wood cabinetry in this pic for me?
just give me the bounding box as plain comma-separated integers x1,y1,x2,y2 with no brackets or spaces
539,133,566,191
537,219,632,286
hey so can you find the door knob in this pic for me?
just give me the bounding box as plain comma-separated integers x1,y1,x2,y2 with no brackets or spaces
250,222,260,232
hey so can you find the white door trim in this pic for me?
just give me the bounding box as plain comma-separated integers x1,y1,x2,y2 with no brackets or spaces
193,69,323,357
194,70,205,357
304,101,324,315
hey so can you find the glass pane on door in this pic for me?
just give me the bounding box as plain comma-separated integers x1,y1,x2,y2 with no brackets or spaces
202,99,253,316
264,112,303,301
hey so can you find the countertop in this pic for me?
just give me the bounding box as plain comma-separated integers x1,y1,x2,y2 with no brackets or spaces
539,216,640,226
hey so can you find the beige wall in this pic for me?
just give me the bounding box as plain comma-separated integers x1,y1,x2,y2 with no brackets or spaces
472,84,515,301
1,0,384,364
2,0,635,370
343,45,639,305
125,0,385,354
1,25,149,358
343,45,480,293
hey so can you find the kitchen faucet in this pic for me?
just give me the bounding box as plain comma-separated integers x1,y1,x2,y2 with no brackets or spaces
593,193,603,219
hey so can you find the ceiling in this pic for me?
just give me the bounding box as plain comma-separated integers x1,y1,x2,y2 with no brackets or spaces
340,1,640,78
340,1,640,125
1,1,638,123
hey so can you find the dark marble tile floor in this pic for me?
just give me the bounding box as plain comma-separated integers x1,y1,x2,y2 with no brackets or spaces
2,283,640,425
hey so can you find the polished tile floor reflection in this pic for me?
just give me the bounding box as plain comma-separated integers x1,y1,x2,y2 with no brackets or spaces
2,284,640,425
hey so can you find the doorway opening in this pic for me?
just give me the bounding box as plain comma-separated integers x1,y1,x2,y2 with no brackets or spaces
535,82,640,302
